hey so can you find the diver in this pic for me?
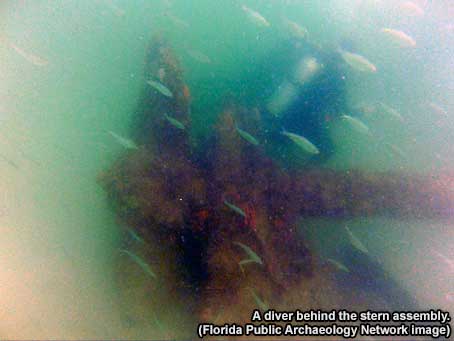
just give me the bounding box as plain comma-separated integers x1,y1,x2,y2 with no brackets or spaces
237,37,348,166
236,38,421,312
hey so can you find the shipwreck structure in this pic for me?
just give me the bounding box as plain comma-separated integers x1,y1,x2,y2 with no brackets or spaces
98,36,454,339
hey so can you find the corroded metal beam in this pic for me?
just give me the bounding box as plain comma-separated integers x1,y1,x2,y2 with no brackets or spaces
98,36,453,332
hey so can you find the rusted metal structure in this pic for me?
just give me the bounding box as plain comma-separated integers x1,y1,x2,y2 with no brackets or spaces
98,37,454,338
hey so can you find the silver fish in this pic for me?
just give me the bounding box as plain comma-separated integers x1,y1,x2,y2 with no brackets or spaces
241,5,270,27
236,126,259,146
381,28,416,48
119,249,156,279
341,115,371,136
105,0,125,17
247,287,269,311
433,251,454,271
239,259,259,267
340,50,377,73
224,200,246,217
385,142,406,159
164,113,185,130
147,79,173,97
377,102,404,122
108,130,139,150
344,226,369,254
0,154,19,169
126,228,144,244
282,130,320,155
187,49,211,64
428,102,448,118
9,41,49,66
283,17,308,39
326,258,350,273
234,241,263,266
152,312,165,333
399,1,424,17
165,13,189,29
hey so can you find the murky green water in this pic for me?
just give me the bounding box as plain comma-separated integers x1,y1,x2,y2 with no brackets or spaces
0,0,453,339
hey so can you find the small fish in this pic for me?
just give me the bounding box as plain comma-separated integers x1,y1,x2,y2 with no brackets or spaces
344,226,369,254
341,115,371,136
428,102,448,118
187,49,211,64
119,249,156,279
239,259,259,267
147,79,173,98
340,50,377,73
399,2,424,17
283,17,308,39
241,5,270,27
236,126,259,146
282,130,320,155
105,0,125,17
377,102,404,122
165,13,190,28
108,130,139,150
385,142,406,159
164,113,185,130
247,287,269,311
234,241,263,266
326,258,350,273
9,42,48,66
381,28,416,47
433,250,454,271
224,200,246,217
126,228,144,244
152,313,165,333
0,154,19,169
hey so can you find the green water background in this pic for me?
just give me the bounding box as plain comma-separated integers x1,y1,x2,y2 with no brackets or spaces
0,0,452,338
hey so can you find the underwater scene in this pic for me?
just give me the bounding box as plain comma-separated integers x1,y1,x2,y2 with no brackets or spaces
0,0,453,339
